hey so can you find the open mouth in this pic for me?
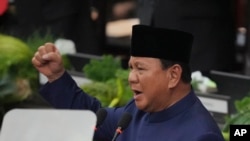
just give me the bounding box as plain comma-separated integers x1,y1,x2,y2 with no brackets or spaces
134,90,142,95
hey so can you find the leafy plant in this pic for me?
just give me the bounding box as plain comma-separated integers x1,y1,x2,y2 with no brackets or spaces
26,30,56,53
0,34,35,104
83,55,122,82
222,132,229,141
223,95,250,132
222,94,250,141
81,55,131,107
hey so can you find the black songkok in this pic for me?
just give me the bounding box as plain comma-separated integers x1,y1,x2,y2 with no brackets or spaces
131,25,194,64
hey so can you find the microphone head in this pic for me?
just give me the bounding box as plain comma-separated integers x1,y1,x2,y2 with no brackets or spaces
117,112,132,130
96,108,107,127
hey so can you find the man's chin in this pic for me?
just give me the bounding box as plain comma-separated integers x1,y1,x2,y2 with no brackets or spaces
135,102,148,111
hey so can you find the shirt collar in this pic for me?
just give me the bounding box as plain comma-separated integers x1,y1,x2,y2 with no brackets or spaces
147,91,197,123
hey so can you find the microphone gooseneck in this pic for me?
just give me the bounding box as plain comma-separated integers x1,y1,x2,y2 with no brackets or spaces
111,112,132,141
95,108,107,131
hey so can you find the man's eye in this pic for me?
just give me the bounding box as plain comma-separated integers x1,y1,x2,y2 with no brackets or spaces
137,67,144,70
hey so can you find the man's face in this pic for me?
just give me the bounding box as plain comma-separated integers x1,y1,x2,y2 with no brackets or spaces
128,56,173,112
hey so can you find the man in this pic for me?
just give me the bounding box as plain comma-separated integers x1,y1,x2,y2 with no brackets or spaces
32,25,224,141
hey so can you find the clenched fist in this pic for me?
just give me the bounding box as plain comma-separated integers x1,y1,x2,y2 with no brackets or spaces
32,42,65,82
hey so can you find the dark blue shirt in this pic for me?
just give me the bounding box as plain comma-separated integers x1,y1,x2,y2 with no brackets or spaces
40,72,224,141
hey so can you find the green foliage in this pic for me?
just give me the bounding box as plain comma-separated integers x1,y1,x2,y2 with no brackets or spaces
0,34,36,104
83,55,122,82
114,69,131,106
0,34,33,78
220,93,250,141
26,30,56,53
82,80,116,107
0,32,58,105
81,56,132,107
223,95,250,132
235,94,250,112
222,131,229,141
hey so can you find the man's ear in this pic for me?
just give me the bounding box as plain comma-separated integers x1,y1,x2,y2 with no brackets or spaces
167,64,182,88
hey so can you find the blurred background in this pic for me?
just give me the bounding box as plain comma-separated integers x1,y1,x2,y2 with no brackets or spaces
1,0,250,140
1,0,250,74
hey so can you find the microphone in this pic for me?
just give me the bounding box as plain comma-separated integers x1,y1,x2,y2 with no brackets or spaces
95,108,107,131
111,112,132,141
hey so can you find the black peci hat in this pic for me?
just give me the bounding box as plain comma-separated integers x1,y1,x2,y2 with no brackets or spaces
130,25,194,64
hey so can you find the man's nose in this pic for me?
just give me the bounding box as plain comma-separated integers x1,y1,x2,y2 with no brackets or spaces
128,71,138,84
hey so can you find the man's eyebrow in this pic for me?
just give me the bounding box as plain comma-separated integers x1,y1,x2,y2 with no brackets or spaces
134,62,147,68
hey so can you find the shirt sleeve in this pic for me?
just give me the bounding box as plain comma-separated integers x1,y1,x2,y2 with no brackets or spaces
39,71,101,112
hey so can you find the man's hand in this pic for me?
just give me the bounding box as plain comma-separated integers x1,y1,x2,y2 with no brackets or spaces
32,42,65,82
